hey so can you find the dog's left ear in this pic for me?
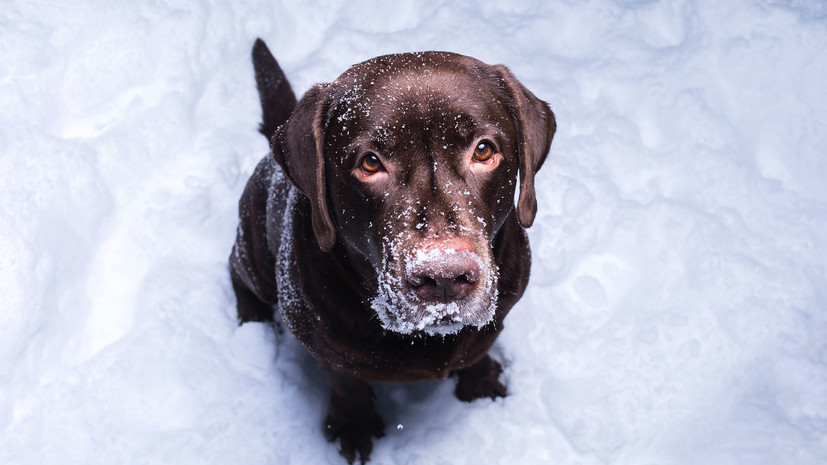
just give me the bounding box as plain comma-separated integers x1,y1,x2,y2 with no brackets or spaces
271,84,337,252
494,65,556,228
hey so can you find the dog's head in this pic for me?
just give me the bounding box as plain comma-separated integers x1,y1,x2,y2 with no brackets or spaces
273,52,555,336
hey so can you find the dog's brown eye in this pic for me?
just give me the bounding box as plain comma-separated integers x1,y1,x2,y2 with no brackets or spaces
360,153,384,173
473,141,495,162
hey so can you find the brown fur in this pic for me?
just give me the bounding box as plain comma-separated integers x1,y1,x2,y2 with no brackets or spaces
230,39,555,463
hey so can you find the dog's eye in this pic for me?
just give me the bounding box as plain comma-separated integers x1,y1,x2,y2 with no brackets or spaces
360,153,384,174
473,141,495,162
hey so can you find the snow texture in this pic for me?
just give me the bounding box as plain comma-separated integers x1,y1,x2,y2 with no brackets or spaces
1,1,826,464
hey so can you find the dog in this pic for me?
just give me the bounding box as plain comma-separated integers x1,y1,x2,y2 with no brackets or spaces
230,39,555,463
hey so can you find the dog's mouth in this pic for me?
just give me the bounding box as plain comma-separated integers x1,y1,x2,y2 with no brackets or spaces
370,239,498,336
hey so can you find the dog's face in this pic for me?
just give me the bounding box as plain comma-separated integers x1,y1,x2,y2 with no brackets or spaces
273,52,555,336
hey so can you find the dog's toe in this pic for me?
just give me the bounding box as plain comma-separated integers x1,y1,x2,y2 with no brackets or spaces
324,410,385,464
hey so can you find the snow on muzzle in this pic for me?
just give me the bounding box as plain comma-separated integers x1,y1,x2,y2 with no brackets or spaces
404,240,483,302
371,237,498,336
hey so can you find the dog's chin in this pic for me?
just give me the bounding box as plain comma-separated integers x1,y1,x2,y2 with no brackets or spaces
370,274,499,337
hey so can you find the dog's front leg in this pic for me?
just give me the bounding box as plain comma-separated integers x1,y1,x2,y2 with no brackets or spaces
453,354,507,402
324,370,386,464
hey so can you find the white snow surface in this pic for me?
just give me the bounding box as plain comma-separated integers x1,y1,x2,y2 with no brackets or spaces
2,1,826,464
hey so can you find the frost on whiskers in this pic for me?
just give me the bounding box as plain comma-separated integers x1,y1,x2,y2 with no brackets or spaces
370,231,499,337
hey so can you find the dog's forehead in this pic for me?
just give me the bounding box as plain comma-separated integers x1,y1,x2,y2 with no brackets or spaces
326,52,511,152
331,51,501,107
336,51,484,85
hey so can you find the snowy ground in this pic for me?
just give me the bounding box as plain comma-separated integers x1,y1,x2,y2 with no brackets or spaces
2,0,826,464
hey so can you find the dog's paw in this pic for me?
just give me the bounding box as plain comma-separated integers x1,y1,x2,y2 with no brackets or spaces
453,355,507,402
324,409,385,464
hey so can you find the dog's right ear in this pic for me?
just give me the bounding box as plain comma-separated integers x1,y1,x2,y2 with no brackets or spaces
494,65,556,229
272,84,337,252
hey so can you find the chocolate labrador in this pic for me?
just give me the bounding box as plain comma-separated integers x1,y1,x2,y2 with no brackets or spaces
230,39,555,463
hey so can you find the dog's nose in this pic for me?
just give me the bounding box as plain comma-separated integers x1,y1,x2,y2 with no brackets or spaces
405,240,481,302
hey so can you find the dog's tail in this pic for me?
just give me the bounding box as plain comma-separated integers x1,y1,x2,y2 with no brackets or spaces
252,38,297,139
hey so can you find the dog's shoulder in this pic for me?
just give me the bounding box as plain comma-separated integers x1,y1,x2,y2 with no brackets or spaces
231,155,296,305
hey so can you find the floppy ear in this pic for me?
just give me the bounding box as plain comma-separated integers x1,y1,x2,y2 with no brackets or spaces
494,65,556,228
271,84,336,252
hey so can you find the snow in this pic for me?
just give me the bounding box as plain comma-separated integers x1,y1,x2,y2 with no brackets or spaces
1,0,826,464
370,237,498,337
